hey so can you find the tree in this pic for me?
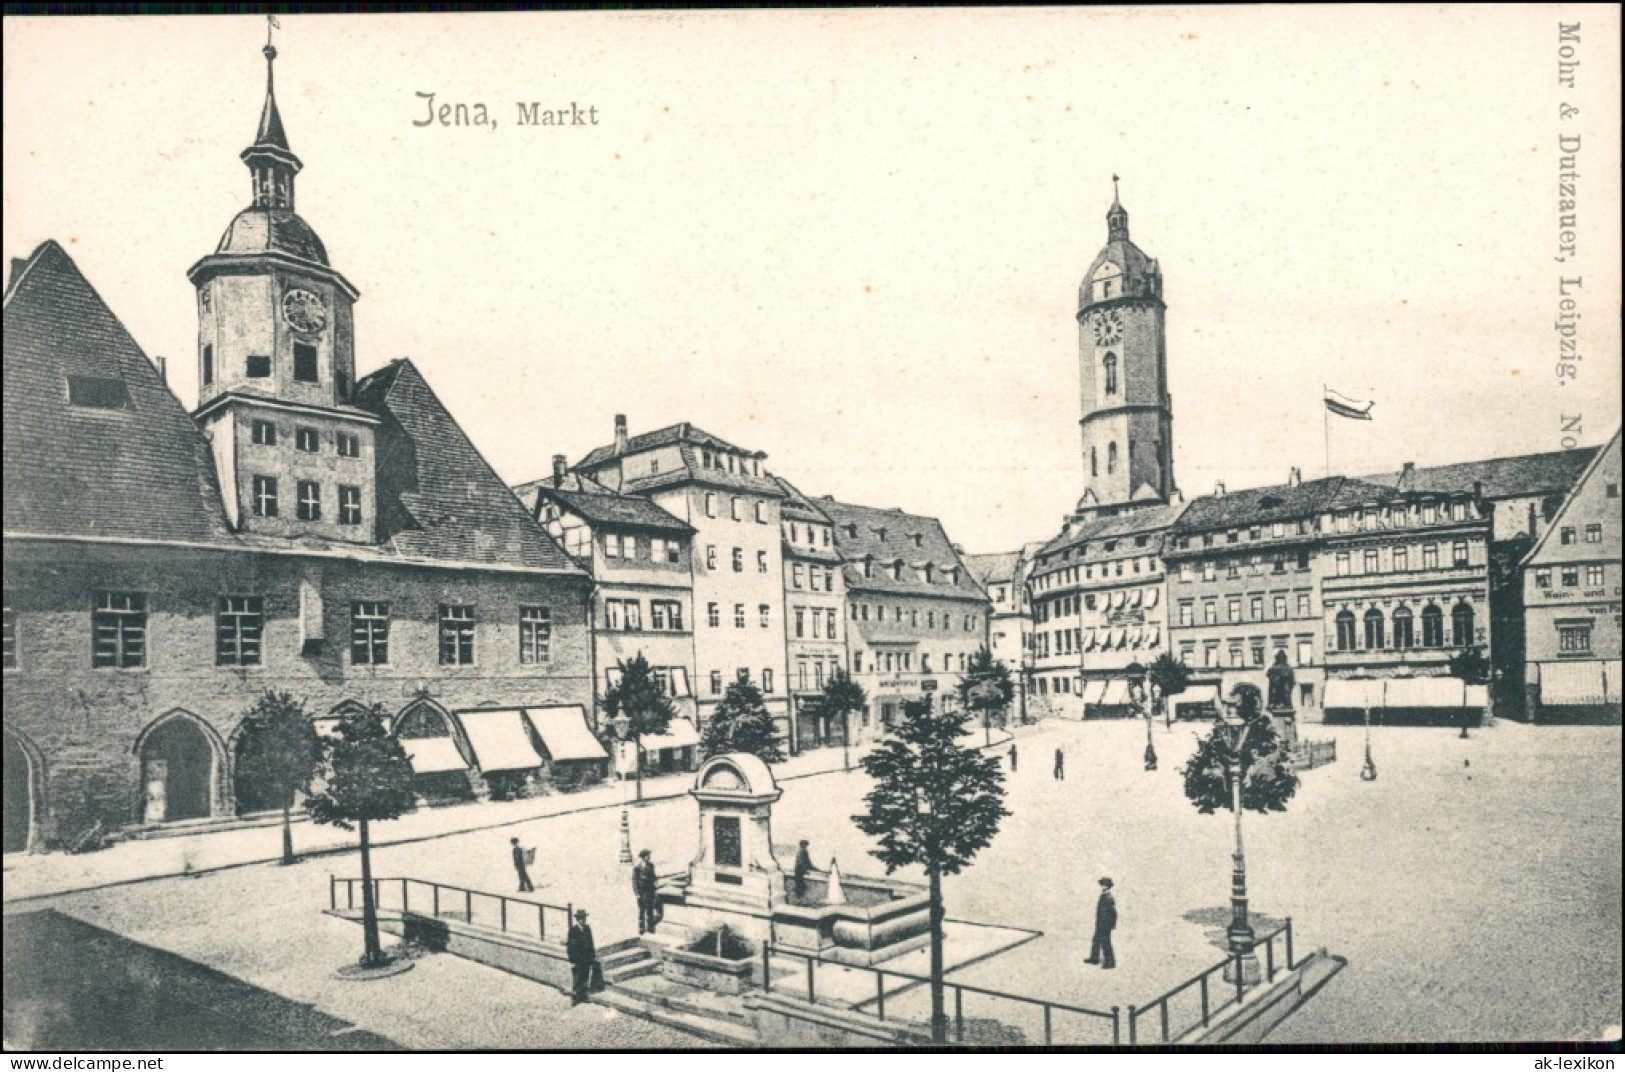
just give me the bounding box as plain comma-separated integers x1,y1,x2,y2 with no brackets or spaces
234,690,323,865
700,677,785,764
1148,651,1192,729
812,668,868,770
600,653,677,801
306,704,417,968
956,646,1014,747
1179,684,1299,815
853,696,1009,1043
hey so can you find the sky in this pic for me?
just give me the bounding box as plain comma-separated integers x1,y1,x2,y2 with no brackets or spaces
4,8,1620,555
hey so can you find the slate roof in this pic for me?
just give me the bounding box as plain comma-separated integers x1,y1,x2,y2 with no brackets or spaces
513,476,693,536
819,498,987,600
352,360,584,571
1039,500,1190,566
3,240,234,544
965,552,1021,587
575,422,785,498
577,422,759,468
1171,476,1394,536
773,475,833,524
1364,447,1601,501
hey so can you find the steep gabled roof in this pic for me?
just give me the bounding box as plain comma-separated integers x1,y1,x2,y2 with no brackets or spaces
1040,499,1190,564
352,359,583,572
965,552,1021,586
1365,447,1600,501
521,482,693,536
772,474,833,524
1521,427,1622,566
576,422,761,469
1172,476,1392,535
3,240,234,544
820,497,986,600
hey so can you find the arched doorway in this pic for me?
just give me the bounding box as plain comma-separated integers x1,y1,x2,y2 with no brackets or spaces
4,726,41,854
136,713,220,824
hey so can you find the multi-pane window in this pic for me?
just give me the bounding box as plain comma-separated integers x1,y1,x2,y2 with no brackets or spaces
92,592,147,668
296,427,320,453
337,433,361,458
794,608,805,639
825,609,837,640
351,602,389,665
762,669,774,694
1423,543,1439,569
1363,608,1385,650
757,550,768,573
605,533,623,559
297,480,322,521
2,592,15,669
604,599,625,631
1393,546,1408,572
216,596,264,666
519,606,551,663
792,563,805,589
1557,622,1593,653
705,546,717,571
1296,593,1311,617
650,600,684,631
710,670,723,695
1452,541,1469,567
759,604,771,629
1560,527,1577,545
339,486,363,525
293,342,319,383
1178,601,1194,627
1335,552,1350,576
439,604,476,665
1273,596,1287,620
1585,565,1605,587
1451,603,1474,648
252,419,278,446
252,475,279,517
1422,605,1445,647
1585,524,1603,543
1202,601,1217,625
707,602,720,628
1228,598,1241,623
734,603,746,629
1561,568,1579,587
732,548,744,573
1335,610,1357,651
1363,549,1379,574
1392,607,1414,650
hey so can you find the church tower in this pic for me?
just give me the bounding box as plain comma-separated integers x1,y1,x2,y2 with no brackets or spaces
189,36,377,543
1072,181,1176,520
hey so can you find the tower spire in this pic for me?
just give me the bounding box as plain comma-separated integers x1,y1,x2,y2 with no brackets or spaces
1106,175,1129,242
241,19,300,210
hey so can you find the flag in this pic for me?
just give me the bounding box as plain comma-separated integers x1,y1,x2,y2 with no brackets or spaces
1325,390,1374,421
268,15,281,29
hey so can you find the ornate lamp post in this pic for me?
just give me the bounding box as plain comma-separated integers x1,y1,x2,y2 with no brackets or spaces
610,712,634,864
1219,698,1261,984
1139,683,1157,771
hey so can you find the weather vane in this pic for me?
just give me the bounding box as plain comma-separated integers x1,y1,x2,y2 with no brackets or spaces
265,13,281,54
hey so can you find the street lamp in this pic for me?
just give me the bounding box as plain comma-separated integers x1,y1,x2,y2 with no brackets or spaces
1218,697,1261,985
1360,703,1378,782
1138,683,1157,771
609,712,634,864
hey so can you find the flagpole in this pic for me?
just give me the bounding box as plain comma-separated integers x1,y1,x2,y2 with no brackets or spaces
1323,384,1331,479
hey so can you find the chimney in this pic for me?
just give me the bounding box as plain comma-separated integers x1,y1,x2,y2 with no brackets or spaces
1399,461,1415,490
1527,501,1538,538
153,355,167,383
1214,481,1226,498
613,414,628,455
552,454,567,483
1288,466,1301,488
1472,480,1483,500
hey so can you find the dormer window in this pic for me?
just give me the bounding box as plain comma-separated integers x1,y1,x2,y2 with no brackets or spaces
892,560,904,581
846,524,858,539
911,534,923,548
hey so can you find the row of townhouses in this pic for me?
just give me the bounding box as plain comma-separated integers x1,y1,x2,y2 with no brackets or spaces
1,44,989,854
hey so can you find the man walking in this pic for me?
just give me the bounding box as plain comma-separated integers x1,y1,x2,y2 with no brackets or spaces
633,849,659,935
567,909,597,1005
1009,743,1018,772
1053,747,1065,781
1085,877,1117,969
511,836,534,892
792,839,814,901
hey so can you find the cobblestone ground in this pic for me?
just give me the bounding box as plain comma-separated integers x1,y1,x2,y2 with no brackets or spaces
8,718,1619,1047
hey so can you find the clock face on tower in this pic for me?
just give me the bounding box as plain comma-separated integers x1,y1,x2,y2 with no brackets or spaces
1092,308,1123,346
280,288,328,335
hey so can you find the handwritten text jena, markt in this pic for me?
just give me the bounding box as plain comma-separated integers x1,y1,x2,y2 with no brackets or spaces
413,92,600,130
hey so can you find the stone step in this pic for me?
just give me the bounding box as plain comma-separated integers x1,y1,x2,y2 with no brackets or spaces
593,986,758,1047
603,959,661,983
613,978,756,1029
600,947,655,972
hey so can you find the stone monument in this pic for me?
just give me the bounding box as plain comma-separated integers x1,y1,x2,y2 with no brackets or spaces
1266,650,1300,751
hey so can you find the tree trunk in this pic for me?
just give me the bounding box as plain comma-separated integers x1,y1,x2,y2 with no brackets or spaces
929,866,947,1044
280,797,295,866
359,817,384,967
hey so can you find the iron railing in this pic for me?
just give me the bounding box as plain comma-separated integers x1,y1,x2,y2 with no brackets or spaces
761,944,1120,1047
1126,917,1295,1045
1294,740,1338,769
329,876,573,944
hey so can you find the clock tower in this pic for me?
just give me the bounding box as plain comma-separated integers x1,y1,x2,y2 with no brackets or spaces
1072,182,1176,520
189,38,377,543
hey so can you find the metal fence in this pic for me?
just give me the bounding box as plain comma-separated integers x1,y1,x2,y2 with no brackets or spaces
1125,918,1295,1045
762,945,1120,1047
329,876,574,944
1294,740,1338,769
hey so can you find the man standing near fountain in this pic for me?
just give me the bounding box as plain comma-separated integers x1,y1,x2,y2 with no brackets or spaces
792,839,814,901
1085,877,1117,969
633,849,660,935
567,909,597,1005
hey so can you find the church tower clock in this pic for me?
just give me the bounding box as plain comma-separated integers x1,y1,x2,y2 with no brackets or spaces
1072,180,1176,520
189,37,377,544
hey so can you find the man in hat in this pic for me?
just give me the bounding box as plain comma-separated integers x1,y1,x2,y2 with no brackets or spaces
792,839,814,901
510,836,534,892
1053,747,1065,781
1085,877,1117,969
633,849,659,935
567,909,597,1005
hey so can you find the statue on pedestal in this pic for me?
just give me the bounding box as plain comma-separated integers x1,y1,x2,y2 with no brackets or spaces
1266,650,1300,751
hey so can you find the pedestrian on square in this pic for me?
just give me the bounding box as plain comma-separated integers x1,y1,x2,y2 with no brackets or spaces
1085,877,1117,969
511,836,535,892
793,839,814,900
1009,743,1018,772
633,849,660,935
567,909,597,1005
1053,747,1065,780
